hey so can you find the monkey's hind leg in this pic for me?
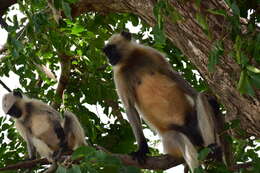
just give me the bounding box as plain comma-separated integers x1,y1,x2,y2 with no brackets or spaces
162,131,199,171
63,111,87,149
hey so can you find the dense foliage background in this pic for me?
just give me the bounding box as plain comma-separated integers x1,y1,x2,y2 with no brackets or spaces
0,0,259,172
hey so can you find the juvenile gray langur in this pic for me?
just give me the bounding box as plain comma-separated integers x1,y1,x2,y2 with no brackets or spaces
103,31,223,171
2,91,87,162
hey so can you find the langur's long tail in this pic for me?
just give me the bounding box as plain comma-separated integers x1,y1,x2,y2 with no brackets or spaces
196,92,224,163
63,111,87,150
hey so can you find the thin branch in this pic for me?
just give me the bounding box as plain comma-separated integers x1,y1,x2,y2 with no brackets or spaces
105,99,125,124
51,54,71,109
0,79,12,92
33,62,57,81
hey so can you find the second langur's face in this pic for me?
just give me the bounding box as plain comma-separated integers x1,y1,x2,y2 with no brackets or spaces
103,31,132,66
2,91,23,118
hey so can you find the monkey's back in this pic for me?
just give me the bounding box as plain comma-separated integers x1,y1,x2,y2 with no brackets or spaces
135,72,192,134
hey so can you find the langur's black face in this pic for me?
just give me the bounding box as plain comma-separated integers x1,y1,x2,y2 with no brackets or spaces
103,31,132,66
7,104,22,118
103,44,122,65
2,91,23,118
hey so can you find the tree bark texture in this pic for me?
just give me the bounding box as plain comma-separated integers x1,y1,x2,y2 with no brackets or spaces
0,0,259,137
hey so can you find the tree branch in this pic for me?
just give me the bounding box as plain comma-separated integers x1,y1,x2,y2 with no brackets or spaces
0,152,183,171
0,145,253,172
0,158,49,171
0,79,12,92
51,54,71,109
33,62,57,81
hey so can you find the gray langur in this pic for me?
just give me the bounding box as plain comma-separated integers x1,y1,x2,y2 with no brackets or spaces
2,91,87,162
103,31,223,171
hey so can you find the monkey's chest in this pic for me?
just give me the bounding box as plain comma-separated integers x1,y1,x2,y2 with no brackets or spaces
30,115,60,150
135,73,189,133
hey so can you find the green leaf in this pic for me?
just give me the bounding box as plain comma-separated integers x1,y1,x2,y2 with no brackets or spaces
237,70,255,96
196,13,208,31
247,66,260,74
194,166,204,173
71,25,85,35
249,73,260,88
231,2,240,16
240,53,249,66
102,155,121,166
207,9,227,16
170,8,183,23
72,146,96,160
195,0,202,7
65,0,79,3
195,13,209,35
2,124,10,130
234,36,243,64
56,166,67,173
198,148,211,161
68,165,81,173
130,15,139,26
62,1,72,20
123,166,141,173
54,0,63,9
152,24,166,46
208,40,223,72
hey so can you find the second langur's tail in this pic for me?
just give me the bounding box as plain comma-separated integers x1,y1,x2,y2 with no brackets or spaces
63,111,87,150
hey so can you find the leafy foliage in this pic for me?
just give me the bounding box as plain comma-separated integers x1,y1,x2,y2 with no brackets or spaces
212,0,260,96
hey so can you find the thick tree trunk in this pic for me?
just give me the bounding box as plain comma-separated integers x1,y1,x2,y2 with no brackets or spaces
70,0,260,137
0,0,259,136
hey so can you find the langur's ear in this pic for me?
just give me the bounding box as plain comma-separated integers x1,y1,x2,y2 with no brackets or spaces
121,31,132,41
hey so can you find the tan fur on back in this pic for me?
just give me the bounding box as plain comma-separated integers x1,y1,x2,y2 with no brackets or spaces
136,72,191,134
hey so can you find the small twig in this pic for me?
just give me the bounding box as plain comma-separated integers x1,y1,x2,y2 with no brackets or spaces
0,79,12,92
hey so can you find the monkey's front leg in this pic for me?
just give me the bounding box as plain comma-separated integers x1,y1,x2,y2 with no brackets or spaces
26,137,37,160
126,106,149,164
